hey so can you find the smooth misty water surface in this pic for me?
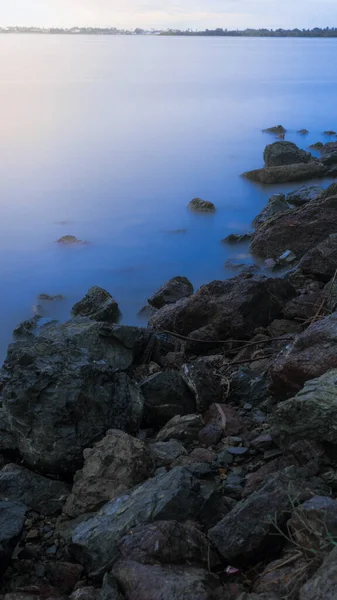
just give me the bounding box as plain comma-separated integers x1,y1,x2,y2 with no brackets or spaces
0,34,337,361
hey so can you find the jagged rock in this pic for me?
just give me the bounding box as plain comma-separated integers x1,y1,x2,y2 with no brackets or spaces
263,141,311,167
118,521,215,567
148,277,194,309
0,500,26,575
252,194,291,228
262,125,286,134
286,184,323,206
63,430,155,518
69,467,203,575
149,275,295,348
112,561,220,600
271,313,337,397
0,320,146,475
204,403,246,436
298,233,337,281
0,464,69,515
149,440,187,466
251,188,337,259
72,287,120,323
198,424,223,447
188,198,216,212
273,369,337,443
181,360,222,412
222,233,252,244
299,546,337,599
156,414,204,443
243,161,326,184
140,371,195,427
208,467,315,562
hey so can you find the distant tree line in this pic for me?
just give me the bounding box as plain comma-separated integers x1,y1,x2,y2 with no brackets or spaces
160,27,337,37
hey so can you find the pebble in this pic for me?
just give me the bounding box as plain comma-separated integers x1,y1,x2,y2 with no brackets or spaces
226,447,249,456
45,544,58,556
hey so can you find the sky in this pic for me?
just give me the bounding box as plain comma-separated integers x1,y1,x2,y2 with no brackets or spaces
1,0,337,30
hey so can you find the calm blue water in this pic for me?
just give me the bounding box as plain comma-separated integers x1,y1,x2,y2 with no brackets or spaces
0,34,336,361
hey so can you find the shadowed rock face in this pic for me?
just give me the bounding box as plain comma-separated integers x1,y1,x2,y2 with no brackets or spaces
0,500,27,576
148,276,194,309
263,141,311,167
72,286,120,323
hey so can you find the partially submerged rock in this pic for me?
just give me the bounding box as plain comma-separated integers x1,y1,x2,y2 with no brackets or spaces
310,141,324,149
72,286,120,323
38,293,65,301
286,184,323,206
57,235,88,245
323,130,336,135
263,141,311,167
262,125,287,134
297,129,309,134
243,161,327,184
148,276,194,309
222,232,252,244
188,198,215,213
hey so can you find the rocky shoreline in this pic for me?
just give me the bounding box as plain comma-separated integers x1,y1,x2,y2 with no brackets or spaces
1,135,337,599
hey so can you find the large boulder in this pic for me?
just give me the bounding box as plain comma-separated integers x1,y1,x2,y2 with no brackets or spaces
299,546,337,600
188,198,216,212
273,370,337,444
0,464,69,515
0,321,145,475
148,277,194,309
140,371,195,427
63,430,155,518
263,141,311,167
149,275,295,346
243,162,326,185
0,500,26,575
252,194,291,228
72,287,120,323
298,233,337,281
251,190,337,259
69,467,203,575
112,561,220,600
286,184,323,206
271,312,337,397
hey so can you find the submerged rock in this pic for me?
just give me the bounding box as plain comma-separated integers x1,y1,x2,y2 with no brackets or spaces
297,128,309,134
72,286,120,323
38,293,65,301
323,130,336,135
188,198,215,212
263,141,311,167
286,184,323,206
262,125,286,134
243,161,326,184
148,276,194,309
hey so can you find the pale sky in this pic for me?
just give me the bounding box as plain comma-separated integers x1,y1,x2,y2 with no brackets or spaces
1,0,337,30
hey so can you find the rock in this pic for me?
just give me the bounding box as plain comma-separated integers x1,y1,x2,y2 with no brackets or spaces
188,198,215,212
251,188,337,259
149,440,187,467
38,294,65,301
254,551,307,598
271,313,337,397
100,573,124,600
222,233,251,244
243,161,327,185
0,500,26,575
229,369,269,407
283,288,323,321
204,403,246,436
224,261,259,275
323,130,336,135
263,141,311,168
70,588,99,600
298,233,337,281
63,430,155,518
149,275,295,348
278,249,297,264
181,361,222,412
252,194,291,228
262,125,286,134
118,520,214,567
13,315,40,337
57,235,88,245
137,304,158,319
268,318,302,336
1,320,146,475
322,141,337,154
0,464,69,515
72,287,120,323
288,495,337,554
140,371,195,428
273,369,337,443
148,277,194,309
198,424,223,447
45,562,84,593
321,151,337,166
69,467,203,575
156,414,204,443
208,467,313,562
310,141,324,149
286,184,323,206
297,129,309,134
299,546,337,599
0,408,17,453
112,561,220,600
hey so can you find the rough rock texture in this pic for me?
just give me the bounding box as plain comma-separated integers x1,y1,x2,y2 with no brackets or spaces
0,321,145,475
271,313,337,397
0,408,17,453
149,275,295,347
243,161,326,185
100,573,124,600
252,194,291,228
72,287,120,323
299,546,337,600
208,467,314,562
273,370,337,443
69,467,203,574
288,495,337,553
254,551,307,598
140,371,195,427
149,440,187,466
0,500,26,575
112,561,220,600
0,464,69,515
181,361,223,412
63,430,155,518
156,414,204,443
298,233,337,281
228,368,269,408
251,191,337,259
188,198,216,212
286,184,323,206
118,520,213,566
263,141,311,167
148,277,194,309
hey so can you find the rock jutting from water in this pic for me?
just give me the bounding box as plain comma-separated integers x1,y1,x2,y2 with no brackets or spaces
188,197,216,212
56,234,89,245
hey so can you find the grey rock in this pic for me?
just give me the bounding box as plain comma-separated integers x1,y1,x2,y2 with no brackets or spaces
149,440,187,467
0,408,17,453
198,425,223,447
298,233,337,282
148,276,194,309
252,194,291,228
222,233,252,244
69,467,203,575
0,464,69,515
229,368,269,407
264,141,311,168
262,125,287,134
182,360,222,412
57,235,88,245
63,430,155,518
0,500,26,575
100,573,124,600
188,198,216,213
70,588,99,600
297,129,309,134
287,184,323,206
72,286,120,323
299,546,337,600
156,414,204,444
288,495,337,553
140,370,195,428
322,150,337,166
243,162,327,185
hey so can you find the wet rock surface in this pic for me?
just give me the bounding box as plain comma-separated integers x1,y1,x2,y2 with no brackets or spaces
148,276,194,309
263,141,311,167
188,197,216,212
72,286,120,323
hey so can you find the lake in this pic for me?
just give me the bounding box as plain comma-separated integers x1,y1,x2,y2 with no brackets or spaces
0,34,336,362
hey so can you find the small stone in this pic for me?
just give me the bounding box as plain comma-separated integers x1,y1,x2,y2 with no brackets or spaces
198,424,223,448
223,436,243,447
34,564,45,578
251,434,273,450
26,529,40,541
226,447,249,456
243,403,253,411
45,544,58,556
215,450,234,466
279,249,296,264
